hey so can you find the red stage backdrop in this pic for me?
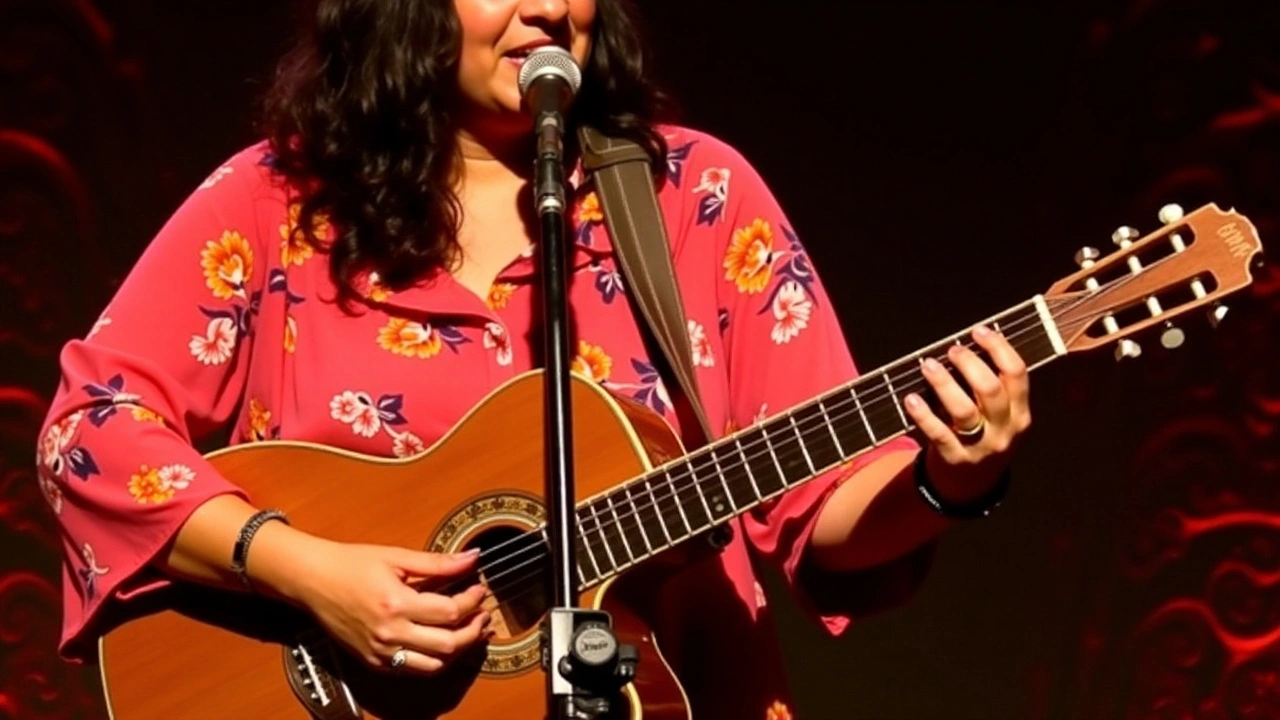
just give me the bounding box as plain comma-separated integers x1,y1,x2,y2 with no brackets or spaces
1,1,1276,718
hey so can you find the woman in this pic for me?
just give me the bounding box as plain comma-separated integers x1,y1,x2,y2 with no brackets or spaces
36,0,1031,716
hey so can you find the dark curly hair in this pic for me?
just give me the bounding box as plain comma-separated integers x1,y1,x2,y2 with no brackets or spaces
261,0,671,308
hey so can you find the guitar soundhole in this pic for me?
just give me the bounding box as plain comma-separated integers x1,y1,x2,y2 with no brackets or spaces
429,491,549,675
468,525,551,638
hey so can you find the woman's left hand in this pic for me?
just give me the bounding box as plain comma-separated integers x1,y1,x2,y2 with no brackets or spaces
903,324,1032,501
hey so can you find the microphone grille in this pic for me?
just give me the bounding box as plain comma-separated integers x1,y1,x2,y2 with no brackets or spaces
517,46,583,97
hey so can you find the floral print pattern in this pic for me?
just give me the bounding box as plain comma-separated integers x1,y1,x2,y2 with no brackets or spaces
200,231,254,300
724,218,775,294
279,201,327,266
78,543,110,601
589,258,624,304
487,282,516,310
692,167,730,226
329,390,422,457
758,224,820,344
39,129,922,716
483,322,513,366
605,358,672,415
574,191,604,247
666,139,696,188
39,411,97,487
770,281,813,344
269,269,306,353
127,463,194,504
246,398,279,442
83,375,142,427
377,318,470,359
689,319,715,368
571,341,613,382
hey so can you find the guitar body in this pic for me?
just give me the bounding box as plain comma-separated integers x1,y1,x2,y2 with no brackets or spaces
99,372,694,720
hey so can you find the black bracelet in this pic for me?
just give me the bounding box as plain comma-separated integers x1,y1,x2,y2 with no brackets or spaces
230,508,289,589
913,450,1010,520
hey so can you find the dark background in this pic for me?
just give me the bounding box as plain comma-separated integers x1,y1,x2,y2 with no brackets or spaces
2,0,1279,718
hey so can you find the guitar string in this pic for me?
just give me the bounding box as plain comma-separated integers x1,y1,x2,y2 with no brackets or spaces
457,300,1075,598
460,304,1108,608
456,299,1052,580
438,299,1078,597
465,310,1061,600
449,279,1150,603
444,253,1156,593
569,292,1110,548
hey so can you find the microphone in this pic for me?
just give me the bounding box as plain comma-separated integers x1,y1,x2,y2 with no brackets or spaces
518,46,582,215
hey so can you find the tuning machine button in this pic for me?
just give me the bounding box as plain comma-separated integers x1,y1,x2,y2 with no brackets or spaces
1074,246,1101,269
1115,339,1142,361
1160,322,1185,349
1208,302,1229,327
1158,203,1184,225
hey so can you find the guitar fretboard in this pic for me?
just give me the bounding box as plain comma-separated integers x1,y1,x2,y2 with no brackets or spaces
569,296,1063,589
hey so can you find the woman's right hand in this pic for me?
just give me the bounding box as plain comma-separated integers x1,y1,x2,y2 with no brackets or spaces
260,531,492,675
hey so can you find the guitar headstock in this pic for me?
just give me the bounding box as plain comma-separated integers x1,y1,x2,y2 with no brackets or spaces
1044,203,1263,359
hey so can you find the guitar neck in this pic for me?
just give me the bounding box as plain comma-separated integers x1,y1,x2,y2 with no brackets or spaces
571,295,1067,589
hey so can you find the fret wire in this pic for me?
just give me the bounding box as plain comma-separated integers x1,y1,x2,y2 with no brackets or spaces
604,496,636,561
581,523,613,578
644,477,675,545
621,484,655,554
580,300,1057,588
686,458,717,522
881,373,909,427
572,532,596,587
665,472,694,536
577,302,1059,589
709,448,739,512
733,436,764,499
817,399,846,457
850,386,877,444
788,413,817,476
713,445,757,510
592,504,620,570
575,510,604,577
760,425,790,486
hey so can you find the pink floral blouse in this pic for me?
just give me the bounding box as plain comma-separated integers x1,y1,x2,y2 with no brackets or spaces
37,125,919,718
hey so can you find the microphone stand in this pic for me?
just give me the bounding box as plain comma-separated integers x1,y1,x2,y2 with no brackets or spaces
531,85,634,719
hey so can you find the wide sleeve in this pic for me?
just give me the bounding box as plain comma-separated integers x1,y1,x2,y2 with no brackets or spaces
34,152,269,660
707,142,927,636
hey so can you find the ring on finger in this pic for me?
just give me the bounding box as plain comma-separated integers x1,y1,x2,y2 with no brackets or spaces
390,647,409,672
953,416,986,442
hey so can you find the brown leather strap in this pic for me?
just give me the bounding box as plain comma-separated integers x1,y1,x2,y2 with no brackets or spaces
578,126,714,444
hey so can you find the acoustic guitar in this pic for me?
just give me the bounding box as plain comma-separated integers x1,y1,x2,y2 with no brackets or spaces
97,203,1263,719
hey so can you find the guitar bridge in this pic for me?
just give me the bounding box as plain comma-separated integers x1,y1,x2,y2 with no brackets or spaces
282,638,361,720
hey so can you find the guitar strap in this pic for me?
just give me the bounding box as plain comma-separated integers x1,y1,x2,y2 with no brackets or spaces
577,125,714,446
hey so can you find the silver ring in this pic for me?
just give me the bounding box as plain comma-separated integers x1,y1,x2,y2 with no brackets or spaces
390,648,408,671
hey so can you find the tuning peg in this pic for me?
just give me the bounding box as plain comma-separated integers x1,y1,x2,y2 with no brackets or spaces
1115,339,1142,361
1158,203,1185,224
1160,322,1185,349
1112,226,1140,247
1208,302,1229,327
1074,246,1101,268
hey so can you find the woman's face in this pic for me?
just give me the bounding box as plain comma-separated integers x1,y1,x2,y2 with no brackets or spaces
453,0,596,128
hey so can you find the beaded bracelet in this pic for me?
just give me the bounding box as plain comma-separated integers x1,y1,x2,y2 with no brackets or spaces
913,450,1010,520
230,508,289,589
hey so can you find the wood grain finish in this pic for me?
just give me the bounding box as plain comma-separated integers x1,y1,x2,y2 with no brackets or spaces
98,372,691,720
